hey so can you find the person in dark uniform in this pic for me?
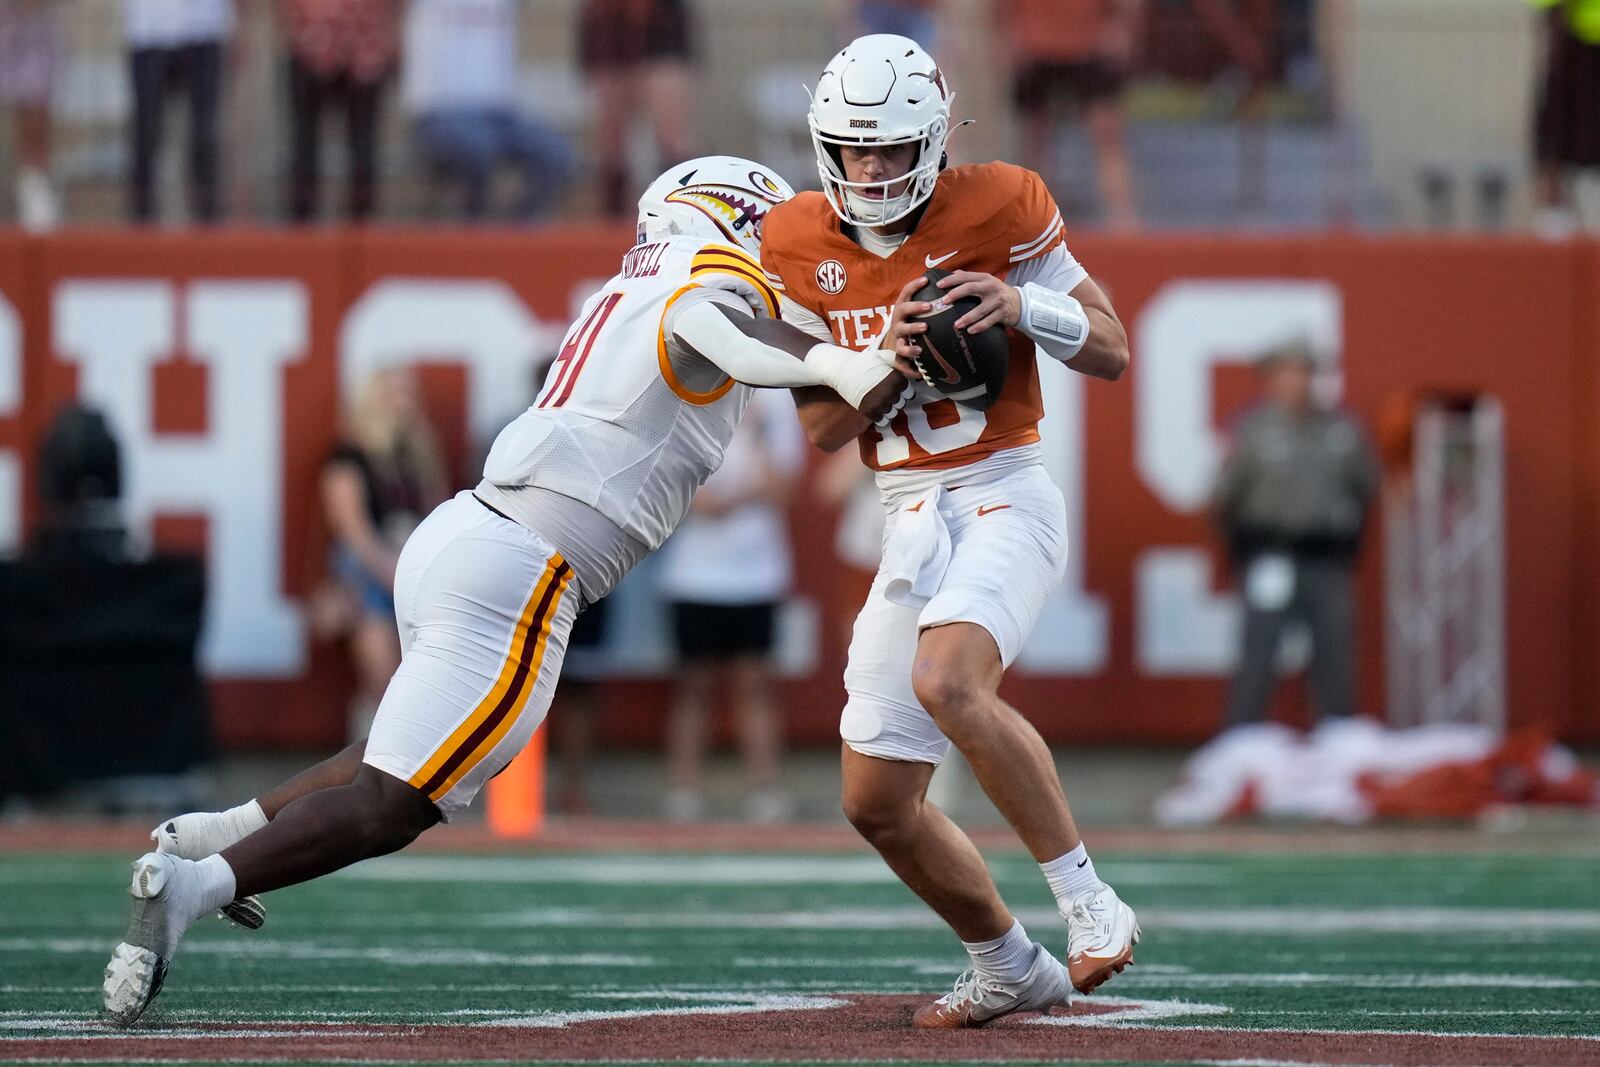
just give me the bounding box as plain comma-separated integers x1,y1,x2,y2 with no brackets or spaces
1213,343,1378,727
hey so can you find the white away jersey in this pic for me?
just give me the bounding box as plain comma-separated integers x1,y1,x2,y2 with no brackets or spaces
482,234,782,549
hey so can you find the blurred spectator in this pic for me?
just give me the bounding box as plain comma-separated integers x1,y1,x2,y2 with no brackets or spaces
124,0,234,224
282,0,401,222
829,0,940,50
0,0,59,230
34,405,128,559
655,390,803,822
1003,0,1142,230
578,0,696,219
1212,343,1377,730
1530,0,1600,237
320,367,447,738
1,405,210,808
402,0,572,220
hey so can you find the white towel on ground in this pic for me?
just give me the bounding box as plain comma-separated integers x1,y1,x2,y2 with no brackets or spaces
882,486,952,610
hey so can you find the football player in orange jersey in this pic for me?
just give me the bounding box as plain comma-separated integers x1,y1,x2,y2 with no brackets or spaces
759,35,1137,1028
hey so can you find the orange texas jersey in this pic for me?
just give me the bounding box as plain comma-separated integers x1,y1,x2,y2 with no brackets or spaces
761,162,1065,473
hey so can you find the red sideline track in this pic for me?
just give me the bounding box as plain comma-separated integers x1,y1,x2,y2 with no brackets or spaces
7,996,1598,1065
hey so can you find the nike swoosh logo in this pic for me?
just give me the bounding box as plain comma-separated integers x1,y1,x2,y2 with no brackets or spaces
976,504,1011,517
925,250,960,268
907,500,926,513
919,335,964,386
1077,858,1089,868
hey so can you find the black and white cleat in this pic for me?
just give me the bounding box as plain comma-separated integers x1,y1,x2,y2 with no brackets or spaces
219,895,267,930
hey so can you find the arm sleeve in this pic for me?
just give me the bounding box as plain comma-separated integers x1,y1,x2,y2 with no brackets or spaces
1008,243,1090,296
665,289,830,390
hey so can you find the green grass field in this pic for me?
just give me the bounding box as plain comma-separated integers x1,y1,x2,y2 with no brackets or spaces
5,842,1600,1065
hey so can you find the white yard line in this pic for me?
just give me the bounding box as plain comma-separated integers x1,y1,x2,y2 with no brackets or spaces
1095,1023,1600,1042
487,993,852,1028
1026,994,1232,1027
1202,1060,1384,1067
445,904,1600,935
1111,971,1600,989
325,854,1223,886
1250,1009,1600,1017
0,938,651,968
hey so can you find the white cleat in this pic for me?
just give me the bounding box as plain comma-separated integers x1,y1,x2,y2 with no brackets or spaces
101,853,203,1027
1065,882,1140,994
912,942,1071,1029
151,814,265,930
102,943,167,1028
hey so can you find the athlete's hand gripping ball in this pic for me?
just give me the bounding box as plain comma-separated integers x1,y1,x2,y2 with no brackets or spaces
888,269,1011,411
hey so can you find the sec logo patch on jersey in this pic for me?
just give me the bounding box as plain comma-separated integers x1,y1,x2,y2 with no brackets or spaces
816,259,847,295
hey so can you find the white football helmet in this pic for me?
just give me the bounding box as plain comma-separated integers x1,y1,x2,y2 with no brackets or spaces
807,34,953,228
636,156,795,258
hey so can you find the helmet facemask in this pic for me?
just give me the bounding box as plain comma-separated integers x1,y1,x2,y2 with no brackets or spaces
809,117,948,229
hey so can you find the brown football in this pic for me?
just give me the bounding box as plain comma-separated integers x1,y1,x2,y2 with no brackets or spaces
909,268,1009,411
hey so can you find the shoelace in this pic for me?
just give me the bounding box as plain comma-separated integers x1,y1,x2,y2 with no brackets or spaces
1068,892,1112,948
938,968,990,1010
1069,894,1105,923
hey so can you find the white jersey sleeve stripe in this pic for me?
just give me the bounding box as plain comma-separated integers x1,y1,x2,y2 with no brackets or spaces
1009,223,1064,264
1009,217,1065,264
1010,210,1064,254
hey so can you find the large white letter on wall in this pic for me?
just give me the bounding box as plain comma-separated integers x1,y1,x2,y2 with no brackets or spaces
1135,280,1342,673
55,280,308,674
0,295,19,554
340,280,561,446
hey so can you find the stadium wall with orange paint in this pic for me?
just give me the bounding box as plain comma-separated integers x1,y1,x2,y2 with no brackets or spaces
0,230,1592,749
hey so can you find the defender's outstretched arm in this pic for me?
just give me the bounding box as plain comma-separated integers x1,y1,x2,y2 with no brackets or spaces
669,301,912,424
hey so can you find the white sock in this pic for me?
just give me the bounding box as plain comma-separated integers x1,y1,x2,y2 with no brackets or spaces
963,919,1036,985
192,854,238,917
1041,843,1100,914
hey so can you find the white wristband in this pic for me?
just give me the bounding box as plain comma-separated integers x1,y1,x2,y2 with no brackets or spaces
1017,282,1090,363
805,343,895,410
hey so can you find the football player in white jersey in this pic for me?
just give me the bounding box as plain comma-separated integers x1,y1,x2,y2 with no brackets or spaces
101,156,915,1027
